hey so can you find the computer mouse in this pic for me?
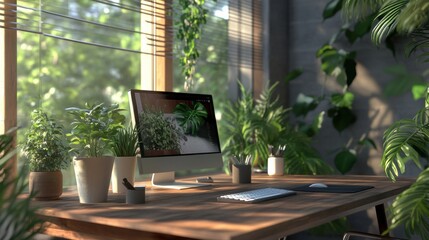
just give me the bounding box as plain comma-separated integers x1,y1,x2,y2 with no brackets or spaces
309,183,328,188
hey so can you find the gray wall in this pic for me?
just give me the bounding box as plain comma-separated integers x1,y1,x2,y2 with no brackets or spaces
266,0,424,239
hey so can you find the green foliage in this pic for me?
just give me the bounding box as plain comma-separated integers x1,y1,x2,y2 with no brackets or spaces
174,102,208,135
388,168,429,239
0,130,43,240
342,0,429,58
383,65,425,98
371,0,408,45
220,82,287,168
138,109,182,151
66,103,126,157
285,68,303,83
323,0,343,20
111,125,139,157
382,101,429,181
220,81,332,173
175,0,212,90
334,149,357,174
22,109,71,172
316,45,357,87
282,127,334,175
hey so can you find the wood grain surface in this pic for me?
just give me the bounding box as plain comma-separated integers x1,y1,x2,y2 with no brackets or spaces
33,174,414,240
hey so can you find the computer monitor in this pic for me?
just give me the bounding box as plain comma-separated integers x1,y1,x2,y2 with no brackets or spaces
128,89,223,189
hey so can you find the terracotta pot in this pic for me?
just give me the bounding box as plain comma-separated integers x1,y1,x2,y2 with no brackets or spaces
29,171,63,200
111,156,137,194
73,156,114,203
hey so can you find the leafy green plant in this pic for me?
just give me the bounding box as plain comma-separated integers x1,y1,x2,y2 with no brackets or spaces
66,103,126,157
381,89,429,238
175,0,211,90
111,125,139,157
220,81,333,173
174,102,208,135
339,1,429,238
0,129,43,239
138,109,182,151
22,109,71,172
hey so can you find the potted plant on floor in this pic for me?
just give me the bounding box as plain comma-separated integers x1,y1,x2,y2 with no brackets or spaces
111,125,139,194
66,103,125,203
22,109,71,200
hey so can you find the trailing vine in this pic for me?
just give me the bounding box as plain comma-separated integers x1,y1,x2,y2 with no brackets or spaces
175,0,213,91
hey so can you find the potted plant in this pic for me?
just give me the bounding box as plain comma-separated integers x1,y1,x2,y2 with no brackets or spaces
66,103,125,203
111,125,139,194
220,82,333,175
22,109,71,200
138,109,183,156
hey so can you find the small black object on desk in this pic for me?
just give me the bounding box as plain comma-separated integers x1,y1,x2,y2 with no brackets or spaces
122,178,135,190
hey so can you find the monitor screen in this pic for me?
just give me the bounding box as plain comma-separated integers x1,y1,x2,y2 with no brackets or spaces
128,89,222,187
129,90,221,157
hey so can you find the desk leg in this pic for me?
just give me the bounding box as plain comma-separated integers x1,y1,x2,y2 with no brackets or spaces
375,204,388,234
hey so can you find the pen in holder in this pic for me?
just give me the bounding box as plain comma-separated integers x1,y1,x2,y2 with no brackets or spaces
268,145,286,176
231,155,252,184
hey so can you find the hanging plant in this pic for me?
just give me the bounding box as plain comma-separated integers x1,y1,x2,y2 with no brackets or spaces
175,0,214,91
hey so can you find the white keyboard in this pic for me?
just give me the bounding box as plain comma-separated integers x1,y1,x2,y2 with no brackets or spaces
217,188,296,203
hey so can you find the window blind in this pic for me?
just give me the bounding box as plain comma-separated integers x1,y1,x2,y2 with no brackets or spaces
0,0,172,56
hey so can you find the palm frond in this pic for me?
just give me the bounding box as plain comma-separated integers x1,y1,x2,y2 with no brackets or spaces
283,127,334,175
342,0,383,20
382,118,428,180
388,168,429,239
406,29,429,60
396,0,429,34
371,0,408,45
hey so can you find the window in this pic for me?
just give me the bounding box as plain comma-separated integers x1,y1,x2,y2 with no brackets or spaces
1,0,265,182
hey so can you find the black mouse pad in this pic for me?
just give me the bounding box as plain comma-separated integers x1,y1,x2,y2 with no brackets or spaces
292,184,374,193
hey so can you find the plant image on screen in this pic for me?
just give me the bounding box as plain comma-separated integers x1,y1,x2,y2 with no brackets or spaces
173,102,208,136
138,109,183,156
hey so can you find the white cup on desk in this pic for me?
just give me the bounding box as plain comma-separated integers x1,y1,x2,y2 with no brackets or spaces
268,156,284,176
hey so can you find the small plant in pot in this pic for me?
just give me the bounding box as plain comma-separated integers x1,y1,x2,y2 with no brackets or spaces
111,125,139,194
22,109,71,200
66,103,125,203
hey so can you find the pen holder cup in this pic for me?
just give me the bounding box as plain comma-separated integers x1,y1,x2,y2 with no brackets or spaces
268,156,284,176
126,187,145,204
232,164,251,184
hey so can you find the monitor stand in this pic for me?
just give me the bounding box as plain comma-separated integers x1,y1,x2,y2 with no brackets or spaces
151,172,210,190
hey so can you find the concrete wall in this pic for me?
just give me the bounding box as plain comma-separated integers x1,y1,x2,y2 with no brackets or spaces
266,0,425,239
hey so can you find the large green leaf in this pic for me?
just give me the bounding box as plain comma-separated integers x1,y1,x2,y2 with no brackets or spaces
334,149,357,174
174,102,208,135
331,92,355,108
345,14,376,44
328,107,357,132
323,0,343,20
285,68,303,83
292,94,319,117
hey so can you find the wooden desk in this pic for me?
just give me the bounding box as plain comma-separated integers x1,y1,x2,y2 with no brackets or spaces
34,174,413,240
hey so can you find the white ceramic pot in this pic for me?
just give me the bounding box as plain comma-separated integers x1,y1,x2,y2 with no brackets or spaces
73,156,114,203
111,156,137,194
267,156,284,176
